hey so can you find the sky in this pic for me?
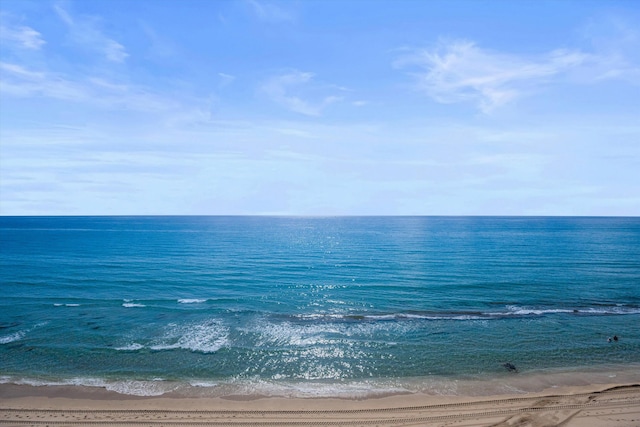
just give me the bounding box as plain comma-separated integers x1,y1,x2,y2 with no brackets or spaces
1,0,639,216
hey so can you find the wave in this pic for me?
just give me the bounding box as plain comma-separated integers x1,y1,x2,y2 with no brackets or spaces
178,299,207,304
53,303,81,307
216,377,412,398
188,380,219,388
0,375,408,398
150,320,228,353
0,322,47,345
122,299,146,308
288,305,640,323
495,305,640,317
115,343,145,351
5,364,640,399
0,330,27,344
116,319,229,354
0,376,178,397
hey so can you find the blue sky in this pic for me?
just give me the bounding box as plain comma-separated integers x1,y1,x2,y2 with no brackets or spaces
1,0,639,215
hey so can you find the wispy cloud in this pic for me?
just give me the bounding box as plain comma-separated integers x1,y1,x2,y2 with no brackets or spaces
0,20,45,50
218,72,236,87
53,2,128,63
580,15,640,85
246,0,296,23
0,61,185,113
0,61,87,100
262,70,342,116
140,21,177,59
395,39,589,113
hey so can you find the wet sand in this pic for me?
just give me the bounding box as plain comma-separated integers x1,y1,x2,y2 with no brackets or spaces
1,382,639,426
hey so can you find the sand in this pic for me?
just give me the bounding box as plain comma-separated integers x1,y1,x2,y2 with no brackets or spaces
1,382,640,426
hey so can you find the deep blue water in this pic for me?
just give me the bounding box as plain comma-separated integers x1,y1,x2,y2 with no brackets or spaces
1,216,639,397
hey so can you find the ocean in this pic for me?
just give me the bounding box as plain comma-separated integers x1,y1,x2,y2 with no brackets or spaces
1,216,639,398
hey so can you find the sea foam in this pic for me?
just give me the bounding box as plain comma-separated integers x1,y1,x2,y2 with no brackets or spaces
0,330,26,344
0,376,178,396
122,299,146,308
178,299,207,304
150,320,229,353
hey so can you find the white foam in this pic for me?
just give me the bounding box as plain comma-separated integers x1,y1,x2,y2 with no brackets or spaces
369,313,484,321
0,375,405,398
105,380,177,396
503,306,574,316
495,305,640,317
254,321,340,347
581,306,640,315
115,343,144,351
123,303,146,308
0,376,178,397
0,322,47,344
178,299,207,304
0,330,26,344
226,377,410,398
189,381,219,388
150,320,229,353
366,314,397,320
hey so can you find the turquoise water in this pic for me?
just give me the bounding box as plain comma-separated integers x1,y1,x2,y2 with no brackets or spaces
1,216,639,397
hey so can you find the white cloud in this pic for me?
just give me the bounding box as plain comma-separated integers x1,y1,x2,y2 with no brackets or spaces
0,61,88,100
246,0,295,23
262,70,342,116
0,22,45,50
218,72,236,87
0,61,186,113
0,62,45,80
53,3,128,63
102,39,128,63
579,16,640,85
140,21,176,59
395,40,589,113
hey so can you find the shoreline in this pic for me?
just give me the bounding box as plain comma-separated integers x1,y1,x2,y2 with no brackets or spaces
3,363,640,399
1,383,639,426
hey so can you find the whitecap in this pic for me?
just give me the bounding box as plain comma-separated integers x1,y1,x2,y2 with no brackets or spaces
122,303,146,308
486,306,574,317
0,330,26,344
0,322,47,344
494,305,640,317
178,299,207,304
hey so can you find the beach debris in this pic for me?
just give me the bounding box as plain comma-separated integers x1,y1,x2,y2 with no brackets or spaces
503,362,518,373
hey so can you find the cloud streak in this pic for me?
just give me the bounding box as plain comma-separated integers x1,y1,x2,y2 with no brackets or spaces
246,0,296,23
0,61,186,113
395,40,589,113
262,70,341,116
0,21,45,50
53,3,128,63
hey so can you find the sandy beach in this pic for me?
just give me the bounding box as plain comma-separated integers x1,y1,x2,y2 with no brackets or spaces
1,382,639,426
